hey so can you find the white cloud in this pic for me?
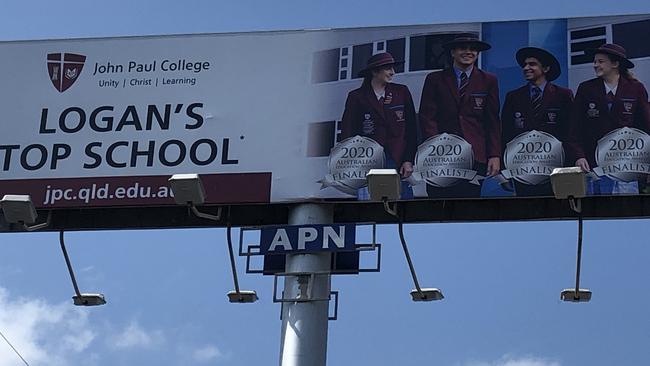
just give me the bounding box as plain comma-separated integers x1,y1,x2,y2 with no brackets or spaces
192,345,223,362
110,321,164,349
62,330,95,352
80,266,95,273
465,354,561,366
0,286,96,366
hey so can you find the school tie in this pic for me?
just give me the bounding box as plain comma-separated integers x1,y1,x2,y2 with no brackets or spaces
377,96,385,117
459,72,468,99
531,86,542,117
606,91,615,111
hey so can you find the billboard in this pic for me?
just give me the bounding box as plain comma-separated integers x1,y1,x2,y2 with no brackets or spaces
1,14,650,209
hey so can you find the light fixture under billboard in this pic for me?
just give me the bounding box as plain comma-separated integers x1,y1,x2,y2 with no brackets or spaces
0,194,38,224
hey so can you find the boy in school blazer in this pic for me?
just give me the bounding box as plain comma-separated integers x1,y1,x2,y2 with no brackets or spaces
419,34,501,198
501,47,574,196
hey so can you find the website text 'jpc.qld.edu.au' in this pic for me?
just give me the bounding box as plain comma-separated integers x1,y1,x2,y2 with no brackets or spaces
42,182,173,205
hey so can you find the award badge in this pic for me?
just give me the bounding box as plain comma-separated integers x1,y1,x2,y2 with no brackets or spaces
593,127,650,182
502,130,564,185
319,135,385,195
410,133,481,187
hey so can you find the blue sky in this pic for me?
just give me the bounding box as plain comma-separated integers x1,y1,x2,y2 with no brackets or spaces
2,1,650,365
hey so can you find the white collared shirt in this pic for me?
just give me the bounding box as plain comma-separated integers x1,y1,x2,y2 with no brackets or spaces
374,89,385,100
604,81,618,95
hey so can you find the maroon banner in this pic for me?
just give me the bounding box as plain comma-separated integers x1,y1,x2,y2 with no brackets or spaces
0,173,271,208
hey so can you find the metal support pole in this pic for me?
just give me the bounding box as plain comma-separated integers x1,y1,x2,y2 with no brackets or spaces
226,224,241,294
59,230,82,297
279,204,332,366
397,219,424,296
574,213,583,295
384,200,426,298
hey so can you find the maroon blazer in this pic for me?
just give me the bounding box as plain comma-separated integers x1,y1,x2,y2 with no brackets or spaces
567,77,650,166
340,82,417,165
502,83,574,145
419,67,501,164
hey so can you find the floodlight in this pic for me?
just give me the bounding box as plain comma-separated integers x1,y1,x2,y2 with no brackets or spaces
395,210,443,304
60,231,107,307
169,173,221,221
170,174,250,304
560,289,592,303
224,224,258,304
168,173,206,205
73,293,107,306
366,169,401,201
553,173,590,304
0,194,38,224
410,288,444,302
227,290,259,303
550,167,586,199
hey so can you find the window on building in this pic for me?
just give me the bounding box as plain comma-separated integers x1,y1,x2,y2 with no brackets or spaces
307,121,337,157
311,48,340,83
569,26,606,65
312,33,465,83
351,43,373,79
387,38,405,73
613,19,650,59
409,33,466,72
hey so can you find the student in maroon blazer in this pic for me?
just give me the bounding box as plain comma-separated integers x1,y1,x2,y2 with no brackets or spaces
340,52,418,198
567,44,650,194
502,47,574,196
419,34,501,198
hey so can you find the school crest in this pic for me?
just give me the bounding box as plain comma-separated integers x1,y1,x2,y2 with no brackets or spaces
362,114,375,135
394,109,405,122
547,111,557,124
514,112,524,129
47,53,86,93
623,101,633,114
587,102,599,118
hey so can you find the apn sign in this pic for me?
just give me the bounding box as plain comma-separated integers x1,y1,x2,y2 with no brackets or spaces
260,224,356,254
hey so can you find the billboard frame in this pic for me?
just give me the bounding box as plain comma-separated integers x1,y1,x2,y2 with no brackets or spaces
2,195,649,232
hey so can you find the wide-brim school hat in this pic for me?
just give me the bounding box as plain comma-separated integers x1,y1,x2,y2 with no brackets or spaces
443,33,491,52
586,43,635,69
516,47,561,81
358,52,405,77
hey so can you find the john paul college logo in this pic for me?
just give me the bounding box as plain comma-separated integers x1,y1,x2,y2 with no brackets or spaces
47,53,86,92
